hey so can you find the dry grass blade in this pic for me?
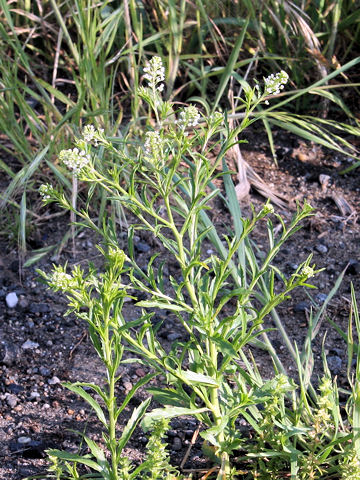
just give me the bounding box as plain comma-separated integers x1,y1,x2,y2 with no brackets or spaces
330,193,357,220
245,162,289,209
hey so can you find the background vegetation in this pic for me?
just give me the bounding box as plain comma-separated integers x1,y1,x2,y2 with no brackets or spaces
1,2,360,479
1,0,360,254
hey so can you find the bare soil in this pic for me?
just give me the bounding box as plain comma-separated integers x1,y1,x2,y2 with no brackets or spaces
0,129,359,479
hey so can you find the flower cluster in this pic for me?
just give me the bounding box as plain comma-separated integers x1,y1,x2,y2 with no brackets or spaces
59,147,90,176
82,124,105,146
177,105,201,134
301,265,315,278
50,270,76,291
143,56,165,92
39,183,55,201
144,131,163,166
264,70,289,96
262,203,274,215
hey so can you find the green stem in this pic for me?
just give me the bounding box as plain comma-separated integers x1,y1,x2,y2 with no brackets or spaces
163,194,198,308
103,307,119,480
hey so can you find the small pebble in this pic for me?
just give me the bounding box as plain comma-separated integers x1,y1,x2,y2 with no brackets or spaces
5,292,18,308
6,394,18,408
167,333,182,342
27,320,35,329
135,242,151,253
17,436,31,445
172,437,182,451
48,376,61,385
327,355,342,375
315,293,328,304
293,301,310,313
29,303,50,314
0,341,18,366
39,366,50,377
315,244,328,254
7,384,24,394
29,391,40,400
22,340,39,350
18,297,29,309
287,262,299,272
123,381,133,392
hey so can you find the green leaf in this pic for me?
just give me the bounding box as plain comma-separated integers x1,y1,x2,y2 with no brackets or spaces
146,387,188,407
116,373,156,419
23,245,56,267
209,336,237,359
142,406,210,432
135,300,190,312
117,397,151,453
181,370,219,387
63,383,107,427
46,449,103,472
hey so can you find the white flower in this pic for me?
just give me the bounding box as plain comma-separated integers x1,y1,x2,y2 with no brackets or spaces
82,125,105,146
264,70,289,96
39,183,54,201
144,131,163,165
143,56,165,92
301,265,315,278
50,270,74,290
177,105,201,130
262,203,274,215
59,147,91,176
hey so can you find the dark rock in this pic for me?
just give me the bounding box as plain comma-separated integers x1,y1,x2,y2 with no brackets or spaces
139,436,148,445
9,260,19,273
135,242,151,254
286,262,299,272
167,333,182,342
327,355,342,375
294,301,310,313
0,341,19,366
18,297,29,310
326,264,337,275
347,259,360,275
172,437,182,451
315,293,327,304
27,319,35,329
29,303,50,314
39,366,51,376
315,244,328,254
329,348,342,356
7,384,24,394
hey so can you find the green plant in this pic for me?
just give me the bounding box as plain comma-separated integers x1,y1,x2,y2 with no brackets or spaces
38,57,322,478
37,254,181,480
231,284,360,480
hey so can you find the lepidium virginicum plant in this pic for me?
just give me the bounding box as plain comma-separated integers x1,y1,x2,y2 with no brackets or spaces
39,57,319,478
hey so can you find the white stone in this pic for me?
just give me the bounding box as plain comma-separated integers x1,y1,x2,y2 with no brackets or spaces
5,292,18,308
22,339,39,350
18,436,31,444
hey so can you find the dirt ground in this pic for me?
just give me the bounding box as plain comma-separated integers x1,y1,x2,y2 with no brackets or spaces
0,128,359,479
